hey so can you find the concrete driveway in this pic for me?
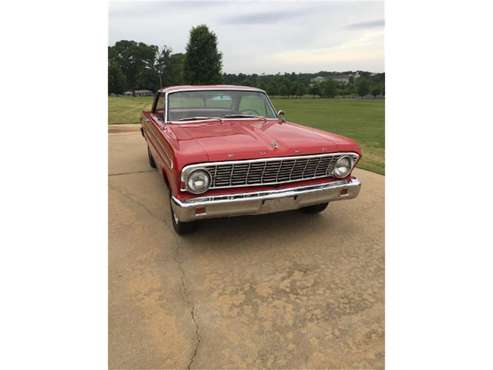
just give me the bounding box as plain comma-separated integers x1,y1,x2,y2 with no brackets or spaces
109,128,385,369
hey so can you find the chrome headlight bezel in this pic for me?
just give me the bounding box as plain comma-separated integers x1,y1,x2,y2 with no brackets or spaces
184,169,211,194
333,155,355,178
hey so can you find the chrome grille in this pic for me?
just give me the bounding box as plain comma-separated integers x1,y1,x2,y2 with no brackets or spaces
194,153,357,190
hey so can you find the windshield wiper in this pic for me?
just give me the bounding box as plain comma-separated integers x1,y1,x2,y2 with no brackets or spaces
222,114,259,118
177,116,221,121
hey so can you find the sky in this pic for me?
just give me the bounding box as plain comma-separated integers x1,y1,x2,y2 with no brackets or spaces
109,1,384,74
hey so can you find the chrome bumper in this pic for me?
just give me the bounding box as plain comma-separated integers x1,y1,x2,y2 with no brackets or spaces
171,177,361,222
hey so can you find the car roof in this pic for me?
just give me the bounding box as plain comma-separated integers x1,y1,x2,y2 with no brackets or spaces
158,85,265,94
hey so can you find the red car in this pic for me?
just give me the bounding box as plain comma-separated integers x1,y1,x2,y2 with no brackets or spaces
141,85,361,234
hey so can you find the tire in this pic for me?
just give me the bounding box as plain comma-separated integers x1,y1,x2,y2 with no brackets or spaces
301,202,329,214
169,195,196,235
148,146,157,168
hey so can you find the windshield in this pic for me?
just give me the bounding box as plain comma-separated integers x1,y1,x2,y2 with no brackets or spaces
167,90,277,122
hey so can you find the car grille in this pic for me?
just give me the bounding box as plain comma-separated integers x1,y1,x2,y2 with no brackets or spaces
199,153,356,189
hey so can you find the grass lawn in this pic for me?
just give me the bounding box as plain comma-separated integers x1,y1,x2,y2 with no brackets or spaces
272,98,385,174
108,96,153,125
108,96,384,174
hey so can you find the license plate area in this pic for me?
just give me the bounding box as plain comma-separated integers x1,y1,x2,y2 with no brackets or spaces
261,196,296,213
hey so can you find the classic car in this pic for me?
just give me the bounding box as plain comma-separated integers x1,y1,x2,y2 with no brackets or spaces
141,85,361,234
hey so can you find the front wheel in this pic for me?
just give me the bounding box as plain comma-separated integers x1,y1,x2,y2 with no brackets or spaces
300,202,329,214
148,146,156,168
169,196,196,235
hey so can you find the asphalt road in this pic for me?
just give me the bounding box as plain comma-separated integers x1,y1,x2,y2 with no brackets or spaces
109,128,385,369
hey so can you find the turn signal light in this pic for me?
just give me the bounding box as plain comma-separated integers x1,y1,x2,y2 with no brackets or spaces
195,207,206,215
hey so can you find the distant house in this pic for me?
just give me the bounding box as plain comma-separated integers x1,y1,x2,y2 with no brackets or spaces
311,74,352,85
332,76,350,84
134,90,153,96
123,90,154,97
310,76,327,84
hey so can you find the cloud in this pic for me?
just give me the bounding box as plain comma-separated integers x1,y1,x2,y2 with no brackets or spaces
272,48,383,66
109,1,226,18
267,28,384,72
222,6,318,25
271,37,383,68
346,19,385,30
109,0,385,73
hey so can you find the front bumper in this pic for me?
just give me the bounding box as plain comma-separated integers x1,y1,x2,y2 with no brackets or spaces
171,177,361,222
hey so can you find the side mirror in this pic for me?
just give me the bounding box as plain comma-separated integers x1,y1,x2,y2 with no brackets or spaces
277,110,285,122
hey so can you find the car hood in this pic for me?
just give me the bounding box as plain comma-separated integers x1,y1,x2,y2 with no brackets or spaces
168,118,360,165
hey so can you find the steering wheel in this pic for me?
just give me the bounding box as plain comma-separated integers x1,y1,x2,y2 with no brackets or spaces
240,109,261,116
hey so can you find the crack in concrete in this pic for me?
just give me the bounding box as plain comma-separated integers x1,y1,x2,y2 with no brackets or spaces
109,169,154,177
174,243,201,370
110,183,202,369
109,184,169,226
188,305,201,370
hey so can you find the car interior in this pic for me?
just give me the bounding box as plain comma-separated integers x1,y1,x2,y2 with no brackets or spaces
152,90,276,122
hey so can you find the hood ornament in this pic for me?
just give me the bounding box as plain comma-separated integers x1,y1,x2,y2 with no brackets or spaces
271,141,279,150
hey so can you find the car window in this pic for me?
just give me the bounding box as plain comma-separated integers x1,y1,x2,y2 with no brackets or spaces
205,95,233,109
169,95,204,108
154,93,166,120
167,90,276,121
169,93,233,108
239,94,269,116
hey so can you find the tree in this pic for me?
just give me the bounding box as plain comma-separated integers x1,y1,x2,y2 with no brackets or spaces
184,25,222,84
295,82,306,97
108,60,126,94
356,78,370,97
136,68,160,91
166,53,186,86
109,40,159,93
265,80,280,96
151,45,172,89
320,80,337,98
220,71,384,98
309,84,321,97
110,41,145,92
371,83,382,97
287,80,297,97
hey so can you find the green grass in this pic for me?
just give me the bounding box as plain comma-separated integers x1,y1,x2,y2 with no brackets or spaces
108,96,384,174
272,98,385,174
108,96,153,124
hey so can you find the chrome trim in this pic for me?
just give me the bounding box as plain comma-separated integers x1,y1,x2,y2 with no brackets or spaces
277,110,285,122
144,121,174,169
180,152,359,192
171,177,361,222
160,85,266,94
177,179,349,205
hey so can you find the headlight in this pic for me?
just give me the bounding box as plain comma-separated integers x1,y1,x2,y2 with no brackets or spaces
186,169,210,194
333,156,353,178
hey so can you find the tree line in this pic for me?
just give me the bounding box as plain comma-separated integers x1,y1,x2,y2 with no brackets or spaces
223,71,384,98
108,25,384,98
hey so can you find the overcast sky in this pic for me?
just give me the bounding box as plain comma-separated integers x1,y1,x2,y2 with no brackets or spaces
109,1,384,74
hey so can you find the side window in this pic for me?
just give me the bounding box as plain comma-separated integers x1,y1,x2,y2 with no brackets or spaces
154,93,166,121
